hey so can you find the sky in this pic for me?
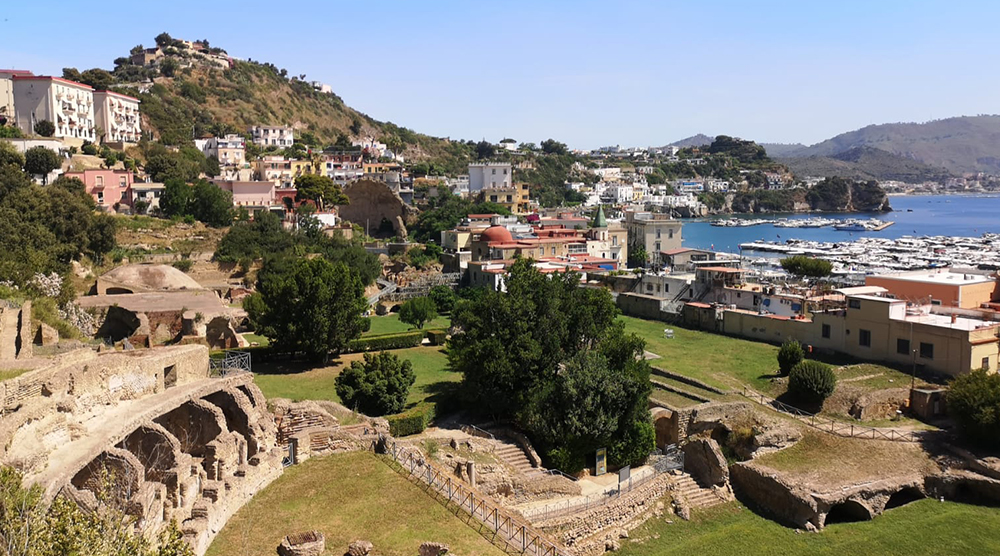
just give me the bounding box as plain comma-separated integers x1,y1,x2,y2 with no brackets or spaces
2,0,998,149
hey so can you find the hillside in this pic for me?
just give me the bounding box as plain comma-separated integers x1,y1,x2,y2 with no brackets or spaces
785,115,1000,174
762,143,807,157
669,134,715,148
779,146,954,183
77,35,472,167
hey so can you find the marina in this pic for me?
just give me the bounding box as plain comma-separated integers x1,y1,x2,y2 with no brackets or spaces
712,216,894,231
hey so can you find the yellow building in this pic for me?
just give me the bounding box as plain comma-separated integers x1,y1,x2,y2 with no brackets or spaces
479,183,531,214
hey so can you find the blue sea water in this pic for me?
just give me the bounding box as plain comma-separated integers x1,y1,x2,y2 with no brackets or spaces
680,194,1000,252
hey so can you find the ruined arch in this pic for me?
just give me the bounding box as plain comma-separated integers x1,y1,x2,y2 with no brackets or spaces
70,448,145,521
153,400,224,457
824,499,872,525
884,487,924,510
203,389,258,458
117,425,180,484
652,407,678,448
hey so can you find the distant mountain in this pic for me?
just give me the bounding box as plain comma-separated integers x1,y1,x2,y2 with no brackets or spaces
779,146,954,183
788,115,1000,174
762,143,807,157
669,134,715,148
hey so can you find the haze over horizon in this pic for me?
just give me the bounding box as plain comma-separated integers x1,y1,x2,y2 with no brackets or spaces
3,0,997,150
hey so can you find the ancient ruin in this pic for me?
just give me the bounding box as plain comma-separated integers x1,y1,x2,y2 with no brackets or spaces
0,299,32,361
0,344,282,554
338,179,418,237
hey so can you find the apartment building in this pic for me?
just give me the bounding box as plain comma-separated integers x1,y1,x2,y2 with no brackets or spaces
13,75,96,141
64,169,133,209
0,70,32,125
194,134,246,167
128,182,165,213
468,162,512,193
866,269,998,309
93,91,141,144
479,183,531,214
254,156,294,187
625,211,682,264
249,125,294,148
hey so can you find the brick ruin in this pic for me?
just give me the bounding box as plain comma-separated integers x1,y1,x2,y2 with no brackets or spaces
0,300,32,361
0,344,282,555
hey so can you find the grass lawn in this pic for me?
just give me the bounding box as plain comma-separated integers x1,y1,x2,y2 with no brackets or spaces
206,452,506,556
243,333,270,347
622,316,924,398
252,346,457,411
619,499,1000,556
0,369,29,383
364,314,451,336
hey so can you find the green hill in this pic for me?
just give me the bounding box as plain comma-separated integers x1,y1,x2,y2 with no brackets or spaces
779,146,954,183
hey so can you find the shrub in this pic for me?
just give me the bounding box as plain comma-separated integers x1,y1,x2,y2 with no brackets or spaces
787,360,836,404
387,403,435,437
608,419,655,468
33,120,55,137
946,369,1000,447
172,259,193,272
777,338,804,376
335,351,415,416
347,331,424,352
428,285,458,314
546,447,586,474
781,255,832,278
426,330,447,346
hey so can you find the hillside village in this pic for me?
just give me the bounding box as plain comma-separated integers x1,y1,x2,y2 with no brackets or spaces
2,32,1000,556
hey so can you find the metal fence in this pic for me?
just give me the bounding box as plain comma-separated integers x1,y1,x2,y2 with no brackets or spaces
210,350,252,377
741,387,923,443
379,438,566,556
518,447,684,522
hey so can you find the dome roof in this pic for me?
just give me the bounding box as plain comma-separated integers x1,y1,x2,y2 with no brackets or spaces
100,264,204,293
480,225,514,244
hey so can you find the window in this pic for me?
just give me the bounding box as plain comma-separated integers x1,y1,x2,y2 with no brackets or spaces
919,342,934,359
859,329,871,347
551,247,556,255
848,299,862,309
983,357,991,370
95,176,104,187
931,299,942,306
97,192,104,203
646,284,653,292
656,229,661,239
897,338,910,355
492,169,496,175
822,324,831,339
664,284,669,293
654,242,661,251
612,237,618,246
669,229,674,239
119,176,126,186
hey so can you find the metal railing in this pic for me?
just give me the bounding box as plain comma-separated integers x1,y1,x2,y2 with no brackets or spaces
518,447,684,522
461,423,496,441
378,438,566,556
210,350,252,377
740,387,924,443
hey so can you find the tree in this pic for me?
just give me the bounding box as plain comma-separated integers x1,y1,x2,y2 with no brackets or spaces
154,32,174,47
335,351,416,416
628,245,648,268
781,255,833,278
399,296,437,329
294,174,348,212
428,285,458,314
33,120,56,137
24,146,62,183
0,140,24,168
946,369,1000,447
160,178,191,218
788,361,836,404
475,140,496,160
777,338,804,376
190,180,233,227
159,58,178,78
244,257,367,361
541,139,568,155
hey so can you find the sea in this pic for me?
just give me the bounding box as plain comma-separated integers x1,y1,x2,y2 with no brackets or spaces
680,194,1000,253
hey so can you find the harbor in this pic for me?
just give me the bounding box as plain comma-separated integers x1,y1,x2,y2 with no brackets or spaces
712,216,894,231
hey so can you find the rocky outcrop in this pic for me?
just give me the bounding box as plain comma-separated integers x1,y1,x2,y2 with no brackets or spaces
418,542,449,556
338,179,418,237
278,531,325,556
682,438,728,487
346,539,373,556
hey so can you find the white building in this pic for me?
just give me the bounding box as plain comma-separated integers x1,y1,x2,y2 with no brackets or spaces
674,180,705,194
605,183,634,204
0,70,32,126
13,75,95,141
93,91,141,144
195,134,246,167
707,180,730,192
249,125,294,148
468,162,512,193
593,167,622,181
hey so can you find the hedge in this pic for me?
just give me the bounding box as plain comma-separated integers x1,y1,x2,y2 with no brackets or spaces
388,403,436,437
426,330,447,346
347,331,424,352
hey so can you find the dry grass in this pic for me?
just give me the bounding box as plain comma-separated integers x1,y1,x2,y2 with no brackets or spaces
753,431,938,488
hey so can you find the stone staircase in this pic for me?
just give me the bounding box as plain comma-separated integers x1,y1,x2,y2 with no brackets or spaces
494,440,542,477
673,472,725,509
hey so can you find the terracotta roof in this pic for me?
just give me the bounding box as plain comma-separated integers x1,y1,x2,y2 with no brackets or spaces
686,302,711,308
698,266,745,273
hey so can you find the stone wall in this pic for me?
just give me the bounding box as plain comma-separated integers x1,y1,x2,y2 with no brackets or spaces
338,179,418,237
0,300,31,361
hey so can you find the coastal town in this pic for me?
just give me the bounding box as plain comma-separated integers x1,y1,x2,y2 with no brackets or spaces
2,19,1000,556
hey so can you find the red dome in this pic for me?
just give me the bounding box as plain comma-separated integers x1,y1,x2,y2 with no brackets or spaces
480,225,513,244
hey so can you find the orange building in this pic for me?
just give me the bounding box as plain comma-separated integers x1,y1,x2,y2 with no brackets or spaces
866,269,998,309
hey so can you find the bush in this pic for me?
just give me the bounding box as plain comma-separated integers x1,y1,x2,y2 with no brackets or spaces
426,330,447,346
546,447,586,474
781,255,832,278
33,120,55,137
428,285,458,314
335,351,415,416
172,259,193,272
777,338,804,376
387,403,435,437
946,369,1000,447
608,419,656,468
347,331,424,352
788,360,836,404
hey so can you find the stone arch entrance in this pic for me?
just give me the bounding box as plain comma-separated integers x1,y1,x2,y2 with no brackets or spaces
824,499,872,525
118,425,178,484
153,401,223,457
203,390,258,460
652,408,678,447
885,487,924,510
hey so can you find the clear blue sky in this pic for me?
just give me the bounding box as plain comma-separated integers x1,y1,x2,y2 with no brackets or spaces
2,0,996,149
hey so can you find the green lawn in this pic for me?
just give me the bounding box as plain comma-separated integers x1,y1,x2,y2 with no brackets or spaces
619,499,1000,556
252,346,457,411
207,452,506,556
622,316,923,398
0,369,29,383
364,314,451,336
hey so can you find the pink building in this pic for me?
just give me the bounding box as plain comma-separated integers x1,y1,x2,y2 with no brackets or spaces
63,169,133,209
210,179,275,208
